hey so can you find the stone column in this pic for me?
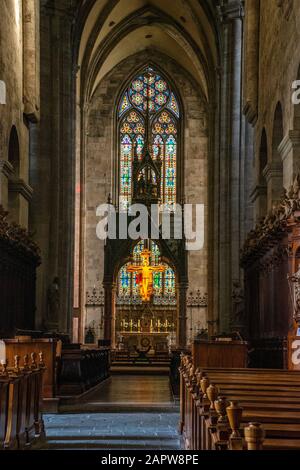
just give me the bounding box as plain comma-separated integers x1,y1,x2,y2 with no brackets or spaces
243,0,259,124
218,0,245,333
177,282,188,349
36,3,76,334
279,131,300,189
263,163,284,209
23,0,39,122
250,184,267,223
103,281,116,347
8,179,33,228
0,161,13,208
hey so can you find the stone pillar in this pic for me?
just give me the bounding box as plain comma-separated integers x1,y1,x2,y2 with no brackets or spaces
243,0,259,124
230,9,243,283
23,0,39,122
177,282,188,349
250,184,267,223
279,131,300,189
8,179,33,228
0,161,13,208
263,163,284,209
103,281,116,347
218,0,245,333
36,3,76,334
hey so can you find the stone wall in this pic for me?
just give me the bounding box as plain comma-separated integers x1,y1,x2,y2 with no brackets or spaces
245,0,300,221
0,0,39,228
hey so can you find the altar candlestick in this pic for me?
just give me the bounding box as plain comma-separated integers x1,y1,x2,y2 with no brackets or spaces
130,319,133,333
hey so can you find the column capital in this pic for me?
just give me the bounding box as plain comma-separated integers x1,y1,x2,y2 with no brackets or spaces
0,160,14,179
249,184,267,203
278,130,300,162
262,163,283,183
218,0,244,23
8,179,33,202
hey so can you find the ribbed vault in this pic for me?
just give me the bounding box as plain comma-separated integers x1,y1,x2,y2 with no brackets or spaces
73,0,221,103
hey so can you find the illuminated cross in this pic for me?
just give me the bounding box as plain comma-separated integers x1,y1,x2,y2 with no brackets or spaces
127,248,166,302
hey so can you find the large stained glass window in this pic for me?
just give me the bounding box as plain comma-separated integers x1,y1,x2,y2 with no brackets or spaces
118,240,175,302
118,66,180,211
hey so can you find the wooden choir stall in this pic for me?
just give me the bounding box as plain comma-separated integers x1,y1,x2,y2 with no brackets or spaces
178,176,300,451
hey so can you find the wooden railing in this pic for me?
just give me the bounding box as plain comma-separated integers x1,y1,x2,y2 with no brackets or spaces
0,353,45,450
179,354,300,450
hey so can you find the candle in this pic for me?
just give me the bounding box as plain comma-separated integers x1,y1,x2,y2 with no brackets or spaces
150,319,153,333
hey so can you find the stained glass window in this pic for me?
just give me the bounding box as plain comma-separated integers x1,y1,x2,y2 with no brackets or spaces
119,111,145,210
118,66,180,210
117,240,176,301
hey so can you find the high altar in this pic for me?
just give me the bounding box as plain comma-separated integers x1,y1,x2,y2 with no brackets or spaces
116,302,177,351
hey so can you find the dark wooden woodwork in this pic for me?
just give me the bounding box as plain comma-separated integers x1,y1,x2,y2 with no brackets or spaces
57,347,110,396
0,208,41,337
179,355,300,451
0,381,8,446
0,363,44,450
192,339,248,368
240,216,300,367
1,338,58,398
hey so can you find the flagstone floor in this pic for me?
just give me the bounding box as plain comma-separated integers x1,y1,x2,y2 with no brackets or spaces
43,375,181,450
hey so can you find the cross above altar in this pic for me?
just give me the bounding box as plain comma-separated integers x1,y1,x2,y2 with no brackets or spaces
126,248,166,302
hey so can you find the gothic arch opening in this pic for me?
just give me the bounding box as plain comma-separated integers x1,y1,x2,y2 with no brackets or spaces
115,240,177,353
117,65,181,211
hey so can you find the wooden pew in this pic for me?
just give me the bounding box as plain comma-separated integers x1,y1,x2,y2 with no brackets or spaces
179,354,300,451
1,338,58,399
0,381,9,447
0,354,45,450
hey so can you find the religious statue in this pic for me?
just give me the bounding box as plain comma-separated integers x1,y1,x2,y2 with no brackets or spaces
127,249,166,302
288,267,300,323
231,280,245,326
137,173,146,196
47,277,60,325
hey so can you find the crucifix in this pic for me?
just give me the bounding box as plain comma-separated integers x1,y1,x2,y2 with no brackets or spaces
127,248,166,302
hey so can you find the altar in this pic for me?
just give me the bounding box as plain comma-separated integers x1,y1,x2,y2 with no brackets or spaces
118,332,171,352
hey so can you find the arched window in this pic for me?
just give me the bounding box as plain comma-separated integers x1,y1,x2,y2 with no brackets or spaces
118,66,180,211
118,240,176,304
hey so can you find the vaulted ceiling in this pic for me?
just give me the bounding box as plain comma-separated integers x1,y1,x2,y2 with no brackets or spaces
73,0,221,103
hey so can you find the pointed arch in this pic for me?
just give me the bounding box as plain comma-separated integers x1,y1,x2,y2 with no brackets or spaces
117,240,176,303
117,65,181,211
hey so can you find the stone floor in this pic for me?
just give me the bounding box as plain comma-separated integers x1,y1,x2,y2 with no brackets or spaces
43,375,181,450
60,374,177,412
44,412,181,450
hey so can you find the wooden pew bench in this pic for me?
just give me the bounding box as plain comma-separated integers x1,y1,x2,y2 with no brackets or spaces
179,354,300,451
0,354,45,450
